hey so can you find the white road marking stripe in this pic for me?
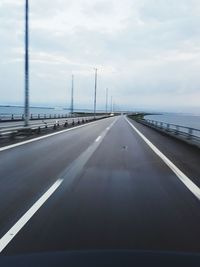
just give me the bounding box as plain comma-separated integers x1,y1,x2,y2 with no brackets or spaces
94,118,117,143
95,136,102,142
0,118,118,253
125,117,200,200
0,179,63,253
0,120,100,153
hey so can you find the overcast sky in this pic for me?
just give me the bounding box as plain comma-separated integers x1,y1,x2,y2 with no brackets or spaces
0,0,200,112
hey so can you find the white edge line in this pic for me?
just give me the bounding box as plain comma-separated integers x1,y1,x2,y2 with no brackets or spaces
125,117,200,200
0,120,99,153
0,178,63,253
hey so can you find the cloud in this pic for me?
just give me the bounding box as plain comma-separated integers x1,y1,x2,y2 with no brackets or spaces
0,0,200,112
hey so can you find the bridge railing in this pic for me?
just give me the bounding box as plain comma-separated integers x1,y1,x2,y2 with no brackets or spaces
0,115,110,140
138,118,200,146
0,113,71,121
0,113,111,122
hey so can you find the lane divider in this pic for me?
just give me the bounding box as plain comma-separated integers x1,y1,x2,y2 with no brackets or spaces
95,136,102,142
0,117,119,253
0,179,63,253
125,117,200,201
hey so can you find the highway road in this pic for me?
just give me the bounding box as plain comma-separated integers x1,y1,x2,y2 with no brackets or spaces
0,115,200,256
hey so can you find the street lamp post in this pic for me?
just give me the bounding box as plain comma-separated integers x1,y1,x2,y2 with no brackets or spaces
71,75,74,116
106,88,108,114
94,68,98,119
24,0,29,126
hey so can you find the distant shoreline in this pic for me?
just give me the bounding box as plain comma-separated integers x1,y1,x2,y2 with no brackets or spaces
0,105,199,115
0,105,55,110
0,105,104,113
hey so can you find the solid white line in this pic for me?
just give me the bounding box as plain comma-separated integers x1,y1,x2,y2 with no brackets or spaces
0,178,63,253
0,120,100,153
125,117,200,200
95,136,102,142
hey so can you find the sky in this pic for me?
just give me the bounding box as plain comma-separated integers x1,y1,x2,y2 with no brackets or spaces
0,0,200,113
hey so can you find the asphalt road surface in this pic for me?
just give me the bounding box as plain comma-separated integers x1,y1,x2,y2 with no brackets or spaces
0,115,200,255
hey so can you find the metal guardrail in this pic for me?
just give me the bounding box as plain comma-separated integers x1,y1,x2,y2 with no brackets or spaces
0,116,108,139
0,113,111,122
137,118,200,147
0,113,72,122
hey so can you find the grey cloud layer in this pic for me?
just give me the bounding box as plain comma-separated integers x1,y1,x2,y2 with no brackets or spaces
0,0,200,112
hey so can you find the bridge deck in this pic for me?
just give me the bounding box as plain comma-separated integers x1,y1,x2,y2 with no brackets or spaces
0,116,199,255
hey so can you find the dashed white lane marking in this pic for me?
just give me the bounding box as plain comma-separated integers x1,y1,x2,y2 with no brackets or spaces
0,179,63,253
125,117,200,200
0,117,119,253
95,136,102,142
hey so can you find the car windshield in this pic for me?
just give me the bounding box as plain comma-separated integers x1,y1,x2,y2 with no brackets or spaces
0,1,200,265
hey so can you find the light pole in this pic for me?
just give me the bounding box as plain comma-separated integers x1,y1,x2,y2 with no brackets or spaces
113,99,115,113
71,75,74,116
111,96,113,113
94,68,98,119
106,88,108,114
24,0,29,126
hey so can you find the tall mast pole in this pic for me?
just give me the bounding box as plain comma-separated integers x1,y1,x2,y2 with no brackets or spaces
24,0,29,126
111,96,113,113
106,88,108,114
94,68,98,119
71,74,74,115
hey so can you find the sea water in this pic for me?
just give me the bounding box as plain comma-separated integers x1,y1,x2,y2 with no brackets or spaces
145,113,200,131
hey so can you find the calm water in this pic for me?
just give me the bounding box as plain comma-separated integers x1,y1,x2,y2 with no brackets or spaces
0,105,95,117
145,113,200,131
0,106,68,116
